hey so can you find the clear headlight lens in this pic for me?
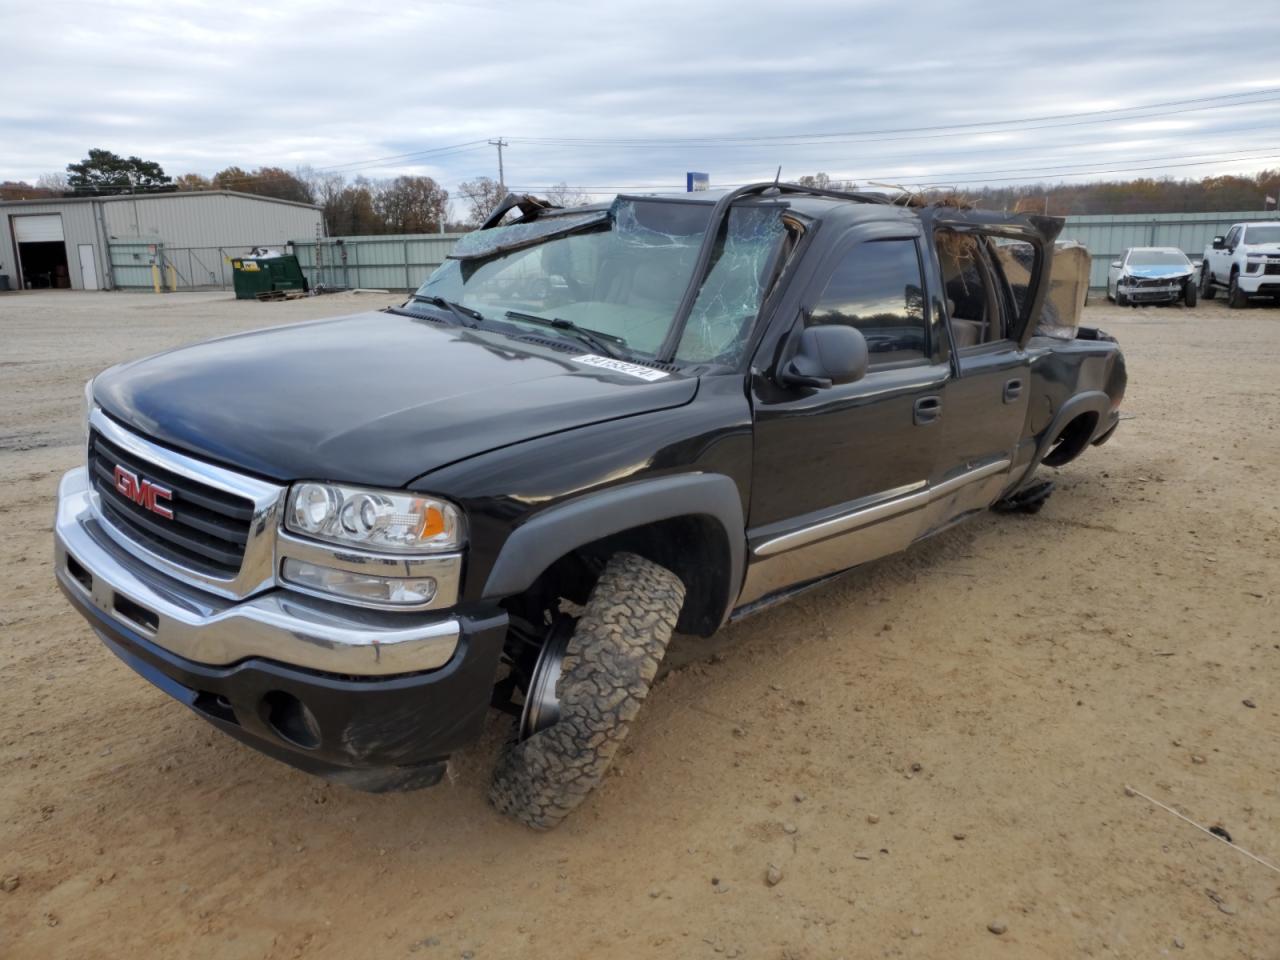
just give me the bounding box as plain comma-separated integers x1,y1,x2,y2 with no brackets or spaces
82,378,96,443
285,482,463,554
281,558,438,607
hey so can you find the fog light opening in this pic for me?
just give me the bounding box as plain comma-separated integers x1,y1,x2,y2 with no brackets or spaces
66,554,93,593
261,690,321,750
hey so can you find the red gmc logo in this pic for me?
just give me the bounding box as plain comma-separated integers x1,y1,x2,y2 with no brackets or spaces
113,465,173,520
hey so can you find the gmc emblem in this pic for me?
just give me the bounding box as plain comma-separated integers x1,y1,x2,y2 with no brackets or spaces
113,465,174,520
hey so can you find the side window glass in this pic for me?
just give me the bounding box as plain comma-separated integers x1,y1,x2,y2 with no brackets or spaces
936,230,1004,348
987,237,1036,326
807,239,927,364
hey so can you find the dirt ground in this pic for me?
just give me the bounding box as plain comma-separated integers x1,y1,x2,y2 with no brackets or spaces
0,289,1277,960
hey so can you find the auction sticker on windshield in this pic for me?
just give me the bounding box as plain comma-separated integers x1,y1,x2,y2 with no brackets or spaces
573,355,669,381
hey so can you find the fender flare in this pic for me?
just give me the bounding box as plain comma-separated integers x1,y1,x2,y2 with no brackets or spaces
481,473,746,620
1015,390,1111,488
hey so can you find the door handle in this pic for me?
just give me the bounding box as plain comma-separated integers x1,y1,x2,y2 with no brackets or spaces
1003,378,1023,404
913,395,942,425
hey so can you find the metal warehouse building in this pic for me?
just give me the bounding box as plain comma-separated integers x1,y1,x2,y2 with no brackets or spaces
0,191,323,292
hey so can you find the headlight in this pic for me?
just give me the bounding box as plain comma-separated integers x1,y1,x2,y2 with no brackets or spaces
82,378,95,442
285,482,463,554
281,558,439,607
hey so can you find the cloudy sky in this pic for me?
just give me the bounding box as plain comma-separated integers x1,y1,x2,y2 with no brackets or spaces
3,0,1277,203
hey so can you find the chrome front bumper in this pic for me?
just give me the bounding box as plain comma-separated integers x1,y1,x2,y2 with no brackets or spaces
54,467,461,676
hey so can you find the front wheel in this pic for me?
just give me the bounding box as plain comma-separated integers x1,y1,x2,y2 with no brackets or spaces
1183,280,1198,308
1199,265,1216,300
1228,272,1249,309
489,552,685,829
1115,285,1129,307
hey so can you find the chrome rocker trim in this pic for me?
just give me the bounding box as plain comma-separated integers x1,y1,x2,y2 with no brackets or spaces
55,467,460,677
754,458,1012,558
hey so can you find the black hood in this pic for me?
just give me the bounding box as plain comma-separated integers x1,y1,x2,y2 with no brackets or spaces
93,311,697,487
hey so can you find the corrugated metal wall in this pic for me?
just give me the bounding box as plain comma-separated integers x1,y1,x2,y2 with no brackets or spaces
291,234,464,291
1,200,103,290
295,211,1280,293
102,192,322,248
1057,211,1279,287
0,191,323,291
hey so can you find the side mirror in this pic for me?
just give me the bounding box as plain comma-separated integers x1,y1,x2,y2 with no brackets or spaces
778,324,869,389
1211,236,1225,250
1110,260,1122,268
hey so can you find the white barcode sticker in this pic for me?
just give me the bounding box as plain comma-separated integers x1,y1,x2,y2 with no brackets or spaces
573,354,669,381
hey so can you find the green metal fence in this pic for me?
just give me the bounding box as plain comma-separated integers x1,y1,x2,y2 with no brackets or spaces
290,234,465,292
1057,211,1278,287
293,213,1278,295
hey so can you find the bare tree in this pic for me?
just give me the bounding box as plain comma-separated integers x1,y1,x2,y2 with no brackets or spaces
458,176,507,226
797,172,857,192
376,176,449,233
35,172,68,194
543,182,590,208
173,172,212,191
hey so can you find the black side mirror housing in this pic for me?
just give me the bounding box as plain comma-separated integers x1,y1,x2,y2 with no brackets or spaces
778,324,869,389
1211,236,1225,250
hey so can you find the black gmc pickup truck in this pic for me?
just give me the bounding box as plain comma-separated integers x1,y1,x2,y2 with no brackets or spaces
55,183,1125,828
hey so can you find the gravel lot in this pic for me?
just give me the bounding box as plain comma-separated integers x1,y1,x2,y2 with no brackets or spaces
1,289,1277,959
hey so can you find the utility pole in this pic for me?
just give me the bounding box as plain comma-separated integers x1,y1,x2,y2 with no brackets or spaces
488,138,508,193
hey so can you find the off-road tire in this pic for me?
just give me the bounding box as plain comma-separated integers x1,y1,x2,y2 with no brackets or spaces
1228,271,1249,309
1199,265,1216,300
1183,280,1198,308
489,552,685,829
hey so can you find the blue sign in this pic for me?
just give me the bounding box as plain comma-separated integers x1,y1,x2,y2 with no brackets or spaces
686,172,710,192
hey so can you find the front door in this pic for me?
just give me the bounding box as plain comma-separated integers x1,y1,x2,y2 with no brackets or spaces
740,224,949,607
78,244,98,290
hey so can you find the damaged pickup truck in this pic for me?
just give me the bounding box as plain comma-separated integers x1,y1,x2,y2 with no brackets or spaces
54,183,1125,828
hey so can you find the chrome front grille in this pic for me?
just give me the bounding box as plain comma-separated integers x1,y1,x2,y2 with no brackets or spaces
86,408,285,600
89,429,253,575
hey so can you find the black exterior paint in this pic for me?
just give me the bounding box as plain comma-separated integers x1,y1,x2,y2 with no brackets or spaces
72,187,1126,786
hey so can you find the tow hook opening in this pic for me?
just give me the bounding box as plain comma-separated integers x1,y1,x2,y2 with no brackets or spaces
66,554,93,593
193,691,238,726
113,593,158,633
261,691,322,750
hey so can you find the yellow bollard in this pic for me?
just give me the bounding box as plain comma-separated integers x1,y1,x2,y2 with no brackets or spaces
166,264,178,293
151,263,162,294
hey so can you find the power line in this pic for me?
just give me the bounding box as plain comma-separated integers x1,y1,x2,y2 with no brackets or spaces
503,147,1280,195
509,90,1280,149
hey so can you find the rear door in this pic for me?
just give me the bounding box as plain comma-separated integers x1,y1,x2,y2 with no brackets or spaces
741,221,950,607
923,228,1031,533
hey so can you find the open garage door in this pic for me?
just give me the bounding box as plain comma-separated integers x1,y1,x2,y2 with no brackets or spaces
12,214,70,289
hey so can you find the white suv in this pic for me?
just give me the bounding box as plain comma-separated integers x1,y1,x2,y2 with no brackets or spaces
1200,222,1280,307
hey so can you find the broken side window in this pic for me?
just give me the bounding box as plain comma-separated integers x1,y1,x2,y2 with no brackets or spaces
675,205,788,365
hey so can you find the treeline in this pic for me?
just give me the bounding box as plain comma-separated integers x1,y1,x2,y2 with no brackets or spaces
5,149,1278,233
938,170,1280,216
0,149,578,234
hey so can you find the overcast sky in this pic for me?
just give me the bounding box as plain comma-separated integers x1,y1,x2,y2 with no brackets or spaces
3,0,1277,202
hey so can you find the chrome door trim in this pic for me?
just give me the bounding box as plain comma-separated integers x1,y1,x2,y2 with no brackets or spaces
752,458,1010,559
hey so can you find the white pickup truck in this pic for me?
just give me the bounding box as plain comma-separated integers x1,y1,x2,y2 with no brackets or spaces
1199,221,1280,307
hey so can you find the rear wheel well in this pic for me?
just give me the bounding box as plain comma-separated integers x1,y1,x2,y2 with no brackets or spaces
504,515,732,637
1041,412,1099,468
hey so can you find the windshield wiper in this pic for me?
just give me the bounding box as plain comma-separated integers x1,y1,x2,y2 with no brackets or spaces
410,294,484,327
504,310,626,358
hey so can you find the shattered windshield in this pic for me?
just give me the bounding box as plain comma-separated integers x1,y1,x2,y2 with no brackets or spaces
409,197,786,366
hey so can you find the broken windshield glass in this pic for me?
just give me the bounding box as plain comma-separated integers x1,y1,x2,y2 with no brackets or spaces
675,205,787,364
448,209,611,261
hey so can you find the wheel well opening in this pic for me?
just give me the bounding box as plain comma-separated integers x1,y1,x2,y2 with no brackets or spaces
1042,412,1099,468
506,515,731,638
